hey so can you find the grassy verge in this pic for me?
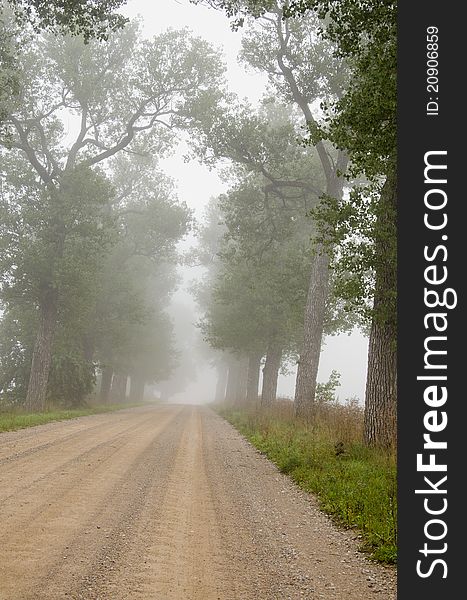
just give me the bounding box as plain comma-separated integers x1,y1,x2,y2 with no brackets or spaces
0,402,150,433
217,402,397,565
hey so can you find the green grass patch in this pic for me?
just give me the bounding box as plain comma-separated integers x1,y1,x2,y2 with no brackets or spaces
218,405,397,565
0,402,150,433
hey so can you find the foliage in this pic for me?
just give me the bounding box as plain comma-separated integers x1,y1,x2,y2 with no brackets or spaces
0,15,20,133
315,368,340,404
1,0,128,143
307,0,397,327
1,22,225,177
0,149,192,405
239,7,346,112
0,164,117,403
93,156,192,391
193,102,356,379
200,228,311,360
48,338,96,407
3,0,128,41
313,186,377,322
0,304,35,401
190,0,272,29
285,0,397,178
192,0,396,331
0,18,220,406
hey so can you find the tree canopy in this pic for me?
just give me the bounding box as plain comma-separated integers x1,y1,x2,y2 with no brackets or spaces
3,0,128,40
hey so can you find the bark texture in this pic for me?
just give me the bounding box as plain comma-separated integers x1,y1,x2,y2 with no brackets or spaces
293,166,347,418
261,344,282,406
294,249,330,418
246,351,262,404
364,169,397,449
25,291,58,412
276,17,348,418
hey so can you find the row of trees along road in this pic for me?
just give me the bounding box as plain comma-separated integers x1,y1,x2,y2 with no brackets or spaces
0,2,226,410
192,103,355,407
191,0,396,449
0,0,396,449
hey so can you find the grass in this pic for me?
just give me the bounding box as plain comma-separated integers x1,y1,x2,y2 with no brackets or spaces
0,402,150,433
217,400,397,565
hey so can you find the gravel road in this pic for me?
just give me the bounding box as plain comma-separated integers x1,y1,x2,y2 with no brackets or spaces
0,404,396,599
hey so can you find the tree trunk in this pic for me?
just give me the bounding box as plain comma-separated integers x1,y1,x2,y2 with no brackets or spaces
129,375,145,404
275,40,349,420
294,164,346,418
364,169,397,449
225,357,245,405
25,291,58,412
224,361,238,405
235,355,248,405
364,319,397,448
294,248,330,418
246,351,262,404
99,365,113,404
261,344,282,406
111,373,127,403
214,360,229,403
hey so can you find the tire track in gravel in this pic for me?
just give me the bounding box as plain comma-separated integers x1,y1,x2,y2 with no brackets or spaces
30,407,189,600
200,407,397,600
0,408,174,508
0,407,146,460
0,405,183,600
103,405,231,600
0,404,396,600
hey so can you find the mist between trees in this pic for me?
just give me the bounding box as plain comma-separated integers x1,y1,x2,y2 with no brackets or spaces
0,0,396,449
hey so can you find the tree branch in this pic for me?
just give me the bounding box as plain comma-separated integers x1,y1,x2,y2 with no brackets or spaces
66,105,90,171
32,120,61,176
273,12,335,184
79,95,161,169
8,117,52,184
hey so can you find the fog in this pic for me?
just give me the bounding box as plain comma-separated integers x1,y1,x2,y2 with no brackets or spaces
123,0,369,406
0,7,397,591
1,0,371,412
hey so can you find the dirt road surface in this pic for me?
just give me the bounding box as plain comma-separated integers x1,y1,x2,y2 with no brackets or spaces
0,405,396,599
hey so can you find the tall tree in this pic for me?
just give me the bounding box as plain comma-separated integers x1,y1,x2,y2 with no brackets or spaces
0,21,224,410
195,167,350,406
190,5,349,415
287,0,397,447
238,3,350,417
194,0,397,447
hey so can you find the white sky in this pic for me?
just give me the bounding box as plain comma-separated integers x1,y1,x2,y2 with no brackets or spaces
121,0,268,219
119,0,369,403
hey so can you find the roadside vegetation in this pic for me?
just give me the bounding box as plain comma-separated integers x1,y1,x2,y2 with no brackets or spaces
0,401,150,433
218,399,397,565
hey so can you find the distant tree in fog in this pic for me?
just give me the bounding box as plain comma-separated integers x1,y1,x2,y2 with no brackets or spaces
193,0,397,448
0,19,224,409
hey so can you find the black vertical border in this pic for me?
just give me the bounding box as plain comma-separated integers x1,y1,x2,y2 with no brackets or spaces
398,2,464,598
